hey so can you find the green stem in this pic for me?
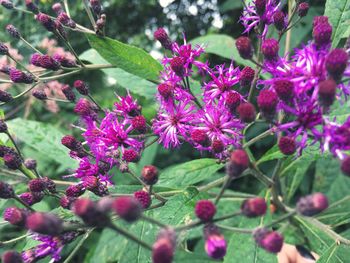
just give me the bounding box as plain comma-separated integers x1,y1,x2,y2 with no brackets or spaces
264,211,297,229
214,176,232,205
249,165,274,186
88,94,103,111
0,233,29,246
40,70,81,81
63,0,71,17
63,229,94,263
198,176,228,192
13,196,35,211
83,0,97,29
108,223,153,250
20,37,43,55
19,165,37,180
46,97,71,103
243,128,275,149
217,225,253,234
6,132,23,160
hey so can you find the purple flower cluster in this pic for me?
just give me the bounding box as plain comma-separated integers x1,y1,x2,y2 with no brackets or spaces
153,33,248,158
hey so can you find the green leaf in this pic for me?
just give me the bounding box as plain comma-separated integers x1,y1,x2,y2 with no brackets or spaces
158,158,224,188
295,216,349,262
190,34,255,68
174,251,217,262
316,196,350,228
219,0,242,12
7,118,77,169
224,218,278,263
256,144,285,165
324,0,350,47
86,34,162,82
316,243,339,263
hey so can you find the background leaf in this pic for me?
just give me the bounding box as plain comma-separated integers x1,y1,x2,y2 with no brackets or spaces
324,0,350,47
86,34,162,82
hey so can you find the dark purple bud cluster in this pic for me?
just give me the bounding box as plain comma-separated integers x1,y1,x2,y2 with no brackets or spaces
19,192,44,206
239,66,255,88
134,190,151,209
313,16,332,47
3,151,22,170
25,0,39,13
0,0,13,9
237,102,256,123
122,149,140,163
236,36,253,59
154,28,173,50
26,212,63,235
298,2,309,17
1,251,23,263
195,200,216,222
0,89,13,102
74,98,98,118
152,228,176,263
257,89,278,121
262,39,279,60
278,136,296,155
35,13,57,32
30,53,61,71
0,42,9,55
9,68,35,84
141,165,159,185
32,89,47,100
227,149,249,177
203,224,227,259
253,228,284,253
0,119,8,133
72,198,110,227
241,197,267,217
3,206,28,226
74,80,89,95
112,196,142,222
0,181,15,199
61,85,76,102
53,53,77,67
341,156,350,176
273,11,286,31
5,24,20,39
296,193,328,216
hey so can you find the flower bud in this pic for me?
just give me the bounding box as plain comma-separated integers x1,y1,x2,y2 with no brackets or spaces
30,53,42,67
73,80,89,95
255,0,266,16
273,11,286,31
19,192,44,206
0,42,9,55
152,229,176,263
134,190,151,209
241,197,267,217
141,165,159,185
1,251,23,263
4,207,26,226
0,181,15,199
239,66,255,88
39,55,61,71
262,39,279,60
112,196,142,222
227,149,249,177
211,139,224,154
236,37,253,59
203,224,227,259
61,135,83,151
154,28,173,50
52,3,63,14
273,79,294,101
298,2,309,17
318,79,337,107
72,198,110,227
237,102,256,123
0,90,13,102
90,0,102,15
325,48,348,81
65,184,85,198
82,176,99,191
60,195,75,209
57,12,76,28
6,24,20,39
225,91,241,112
278,136,296,155
313,16,329,27
132,115,147,133
24,158,37,170
36,13,56,31
25,0,39,13
313,22,332,47
61,85,76,102
258,89,278,120
341,155,350,176
195,200,216,222
158,83,173,98
122,149,140,163
4,152,22,170
297,193,328,216
191,129,210,146
9,68,34,84
254,228,284,253
52,54,76,67
0,120,8,133
0,146,15,157
74,98,96,117
170,57,185,77
26,212,63,236
1,0,13,9
42,177,56,193
28,178,46,192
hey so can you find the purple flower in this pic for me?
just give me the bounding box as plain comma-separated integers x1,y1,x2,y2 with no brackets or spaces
324,117,350,159
22,232,79,262
241,0,281,38
114,92,141,117
203,64,241,103
152,99,196,148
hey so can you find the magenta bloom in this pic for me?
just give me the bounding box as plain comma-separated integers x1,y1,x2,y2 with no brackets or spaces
241,0,281,38
203,64,241,103
114,92,141,117
152,100,196,148
324,117,350,159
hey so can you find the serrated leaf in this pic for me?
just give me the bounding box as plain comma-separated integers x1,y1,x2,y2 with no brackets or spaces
86,34,162,82
316,243,339,263
7,118,77,169
190,34,255,68
324,0,350,47
316,196,350,227
158,158,224,188
257,144,285,165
